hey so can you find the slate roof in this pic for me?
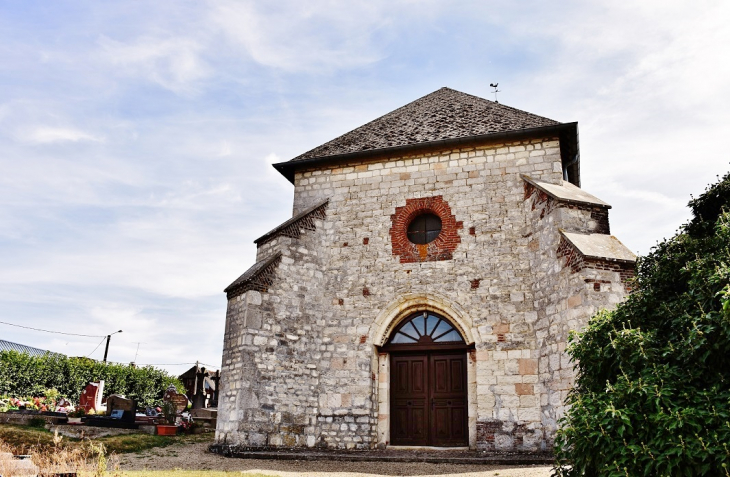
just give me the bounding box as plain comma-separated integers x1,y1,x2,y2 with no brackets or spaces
522,175,611,208
0,339,63,358
224,251,282,296
254,199,329,245
560,232,636,263
289,87,560,163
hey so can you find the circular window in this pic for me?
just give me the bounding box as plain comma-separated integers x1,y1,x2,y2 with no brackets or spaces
406,213,442,244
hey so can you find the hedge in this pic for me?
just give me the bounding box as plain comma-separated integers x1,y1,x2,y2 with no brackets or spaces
0,351,182,407
553,171,730,476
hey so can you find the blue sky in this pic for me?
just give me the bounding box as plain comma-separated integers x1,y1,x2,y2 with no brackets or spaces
1,0,729,375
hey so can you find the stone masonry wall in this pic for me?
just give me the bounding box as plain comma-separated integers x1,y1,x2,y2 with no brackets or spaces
523,185,631,448
217,135,631,452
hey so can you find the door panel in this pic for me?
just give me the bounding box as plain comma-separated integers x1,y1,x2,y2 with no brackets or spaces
412,360,425,393
390,352,468,446
450,359,464,392
391,355,429,445
430,353,467,446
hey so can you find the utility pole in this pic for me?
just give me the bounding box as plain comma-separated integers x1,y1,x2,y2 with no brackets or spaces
103,330,123,363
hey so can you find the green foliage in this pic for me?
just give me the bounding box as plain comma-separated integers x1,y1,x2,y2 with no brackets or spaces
0,352,182,407
554,171,730,476
161,401,177,425
28,417,46,428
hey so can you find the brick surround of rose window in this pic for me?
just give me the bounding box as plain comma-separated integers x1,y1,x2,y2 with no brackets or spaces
390,196,463,263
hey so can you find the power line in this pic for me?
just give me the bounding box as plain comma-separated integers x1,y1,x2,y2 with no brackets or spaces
0,320,106,338
134,362,221,368
85,337,107,358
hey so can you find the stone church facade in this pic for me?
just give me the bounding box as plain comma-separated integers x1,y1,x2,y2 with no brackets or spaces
215,88,636,453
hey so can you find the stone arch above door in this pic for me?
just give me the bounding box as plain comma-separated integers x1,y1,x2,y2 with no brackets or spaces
370,293,477,347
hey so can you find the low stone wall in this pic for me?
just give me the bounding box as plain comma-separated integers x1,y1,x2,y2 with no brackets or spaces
0,411,68,426
50,424,155,438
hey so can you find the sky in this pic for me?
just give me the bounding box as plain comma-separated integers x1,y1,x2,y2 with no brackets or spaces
1,0,729,377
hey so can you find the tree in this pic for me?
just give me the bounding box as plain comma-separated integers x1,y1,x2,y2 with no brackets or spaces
554,172,730,476
0,352,182,407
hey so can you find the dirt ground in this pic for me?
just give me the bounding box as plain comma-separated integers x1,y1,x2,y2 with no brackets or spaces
117,440,554,477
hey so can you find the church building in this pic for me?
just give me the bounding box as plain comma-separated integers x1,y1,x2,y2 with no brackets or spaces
215,87,636,453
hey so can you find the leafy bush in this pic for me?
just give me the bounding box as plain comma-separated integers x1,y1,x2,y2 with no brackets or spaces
28,417,47,428
0,352,182,407
554,172,730,476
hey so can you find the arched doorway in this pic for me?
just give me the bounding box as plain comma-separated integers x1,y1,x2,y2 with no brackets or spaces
380,311,471,446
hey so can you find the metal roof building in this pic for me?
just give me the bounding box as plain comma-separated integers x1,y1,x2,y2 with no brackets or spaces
0,339,62,357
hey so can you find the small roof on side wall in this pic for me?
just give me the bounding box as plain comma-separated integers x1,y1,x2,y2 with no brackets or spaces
274,87,580,184
561,231,637,263
522,175,611,208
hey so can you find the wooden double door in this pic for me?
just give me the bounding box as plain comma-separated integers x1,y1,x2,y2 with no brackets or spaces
390,352,468,446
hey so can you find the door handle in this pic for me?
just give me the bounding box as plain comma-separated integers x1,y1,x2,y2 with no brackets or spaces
431,398,434,410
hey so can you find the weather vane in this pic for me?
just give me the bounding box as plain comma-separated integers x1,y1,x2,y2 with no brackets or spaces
490,83,501,103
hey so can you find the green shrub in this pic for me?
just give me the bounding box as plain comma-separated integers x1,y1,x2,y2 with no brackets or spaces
28,417,46,428
553,172,730,476
0,352,182,407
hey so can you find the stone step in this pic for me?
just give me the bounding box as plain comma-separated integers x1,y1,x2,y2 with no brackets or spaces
190,408,217,418
190,408,217,428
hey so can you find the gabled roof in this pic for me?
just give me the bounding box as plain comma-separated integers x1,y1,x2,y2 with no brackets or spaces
0,339,63,358
292,87,559,162
274,87,578,183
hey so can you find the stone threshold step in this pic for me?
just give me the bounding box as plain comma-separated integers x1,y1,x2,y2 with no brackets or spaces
209,446,554,466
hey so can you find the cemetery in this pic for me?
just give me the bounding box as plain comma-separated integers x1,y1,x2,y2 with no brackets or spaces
0,362,220,438
0,359,223,475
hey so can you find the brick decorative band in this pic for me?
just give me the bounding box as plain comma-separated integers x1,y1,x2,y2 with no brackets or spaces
390,196,463,263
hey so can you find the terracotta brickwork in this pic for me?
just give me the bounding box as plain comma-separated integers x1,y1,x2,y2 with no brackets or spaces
389,196,463,263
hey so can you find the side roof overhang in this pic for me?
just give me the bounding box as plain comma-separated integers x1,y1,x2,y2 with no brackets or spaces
273,122,580,186
522,174,609,208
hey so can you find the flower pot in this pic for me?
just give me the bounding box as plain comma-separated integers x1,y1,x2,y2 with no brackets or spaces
157,424,177,436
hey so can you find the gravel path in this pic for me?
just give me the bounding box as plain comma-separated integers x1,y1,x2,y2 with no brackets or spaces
117,440,553,476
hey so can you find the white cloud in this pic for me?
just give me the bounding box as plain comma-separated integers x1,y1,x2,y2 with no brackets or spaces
209,0,386,73
264,153,281,164
1,0,729,375
217,141,232,157
98,35,210,93
23,126,102,144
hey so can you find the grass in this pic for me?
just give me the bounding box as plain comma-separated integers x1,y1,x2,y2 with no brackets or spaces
0,423,211,454
0,424,264,476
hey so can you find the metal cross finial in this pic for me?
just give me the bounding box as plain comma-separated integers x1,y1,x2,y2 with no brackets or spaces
490,83,501,103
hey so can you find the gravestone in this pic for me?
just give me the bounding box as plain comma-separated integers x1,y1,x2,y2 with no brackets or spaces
105,394,136,422
193,367,207,409
79,381,104,412
163,386,189,413
210,370,221,407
